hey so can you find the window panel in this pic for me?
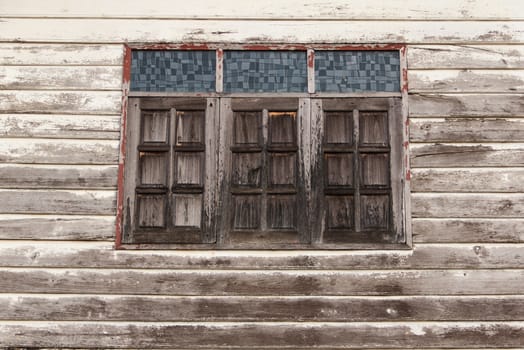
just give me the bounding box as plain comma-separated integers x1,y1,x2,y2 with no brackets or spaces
360,153,389,187
131,50,216,92
141,110,170,144
139,152,168,186
315,51,400,92
267,195,297,230
325,153,354,188
360,111,389,146
232,152,263,187
268,112,296,146
175,152,204,187
137,194,166,228
234,111,262,145
176,111,204,145
326,196,354,229
223,51,307,92
232,195,261,230
360,195,390,230
173,194,202,228
324,112,353,145
269,153,296,188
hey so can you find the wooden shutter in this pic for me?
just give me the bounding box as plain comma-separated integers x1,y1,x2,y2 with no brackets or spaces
218,98,310,247
122,97,218,244
311,98,404,245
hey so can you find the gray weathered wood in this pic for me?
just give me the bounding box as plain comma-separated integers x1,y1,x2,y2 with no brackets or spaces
413,218,524,243
0,164,117,189
0,139,119,164
0,114,120,139
412,168,524,192
412,193,524,218
410,118,524,142
0,215,115,240
409,70,524,93
0,91,121,114
410,143,524,167
0,321,523,348
409,94,524,117
1,19,523,44
0,190,116,215
2,295,524,321
0,66,122,90
0,43,123,65
1,242,523,269
2,0,522,19
408,45,524,69
0,269,522,295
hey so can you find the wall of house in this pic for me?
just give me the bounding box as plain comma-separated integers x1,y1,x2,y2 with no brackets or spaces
0,0,523,348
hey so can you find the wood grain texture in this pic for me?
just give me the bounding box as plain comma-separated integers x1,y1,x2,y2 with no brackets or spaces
410,118,524,142
0,43,123,65
412,168,524,192
413,218,524,243
0,164,117,189
412,193,524,218
0,66,122,90
0,189,116,215
0,321,523,348
407,45,524,69
409,94,524,117
0,215,115,240
409,70,524,93
0,114,120,139
2,0,522,19
0,91,121,114
0,138,119,164
410,143,524,167
2,294,524,321
0,19,522,43
1,242,523,269
0,268,522,295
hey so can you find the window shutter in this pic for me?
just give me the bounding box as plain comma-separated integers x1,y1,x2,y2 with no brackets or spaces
311,98,404,245
123,98,218,244
218,98,309,247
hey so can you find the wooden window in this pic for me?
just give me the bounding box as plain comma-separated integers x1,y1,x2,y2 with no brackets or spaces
122,98,218,244
122,96,405,248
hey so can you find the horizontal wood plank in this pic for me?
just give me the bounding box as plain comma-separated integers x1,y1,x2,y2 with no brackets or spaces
0,91,121,114
0,19,523,44
0,242,523,270
1,321,523,348
409,94,524,117
0,114,120,139
412,193,524,218
0,138,119,164
1,0,522,19
2,294,523,322
0,66,122,90
0,189,116,215
413,218,524,243
412,168,524,192
408,45,524,69
0,215,115,240
410,143,524,167
0,43,123,65
410,118,524,142
0,164,117,189
0,268,522,295
409,70,524,93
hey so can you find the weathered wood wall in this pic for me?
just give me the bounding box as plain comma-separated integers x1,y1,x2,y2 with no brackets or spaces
0,0,523,348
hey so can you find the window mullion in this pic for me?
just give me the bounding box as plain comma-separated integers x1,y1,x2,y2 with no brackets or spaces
216,49,223,93
307,49,315,94
261,108,269,232
353,108,361,233
168,107,177,232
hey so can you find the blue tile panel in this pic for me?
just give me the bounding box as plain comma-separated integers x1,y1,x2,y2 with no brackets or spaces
223,51,308,93
315,51,400,92
130,50,216,92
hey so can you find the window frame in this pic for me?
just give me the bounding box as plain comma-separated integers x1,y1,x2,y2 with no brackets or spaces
116,43,411,250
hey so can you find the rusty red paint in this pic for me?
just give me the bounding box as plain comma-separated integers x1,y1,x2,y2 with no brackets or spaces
307,50,314,68
406,169,411,181
403,141,409,149
402,68,409,93
115,45,132,249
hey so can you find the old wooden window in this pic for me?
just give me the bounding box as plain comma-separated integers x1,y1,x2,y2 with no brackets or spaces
119,46,409,249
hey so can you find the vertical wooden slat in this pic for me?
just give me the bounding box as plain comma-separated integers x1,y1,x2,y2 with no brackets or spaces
353,109,361,233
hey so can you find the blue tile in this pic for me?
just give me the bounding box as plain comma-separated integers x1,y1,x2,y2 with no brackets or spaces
131,50,216,92
315,51,400,92
224,51,307,93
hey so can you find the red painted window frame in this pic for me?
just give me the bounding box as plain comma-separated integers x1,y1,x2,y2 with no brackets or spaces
115,43,409,249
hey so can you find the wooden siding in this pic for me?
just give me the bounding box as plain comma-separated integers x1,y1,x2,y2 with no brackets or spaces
0,1,523,348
